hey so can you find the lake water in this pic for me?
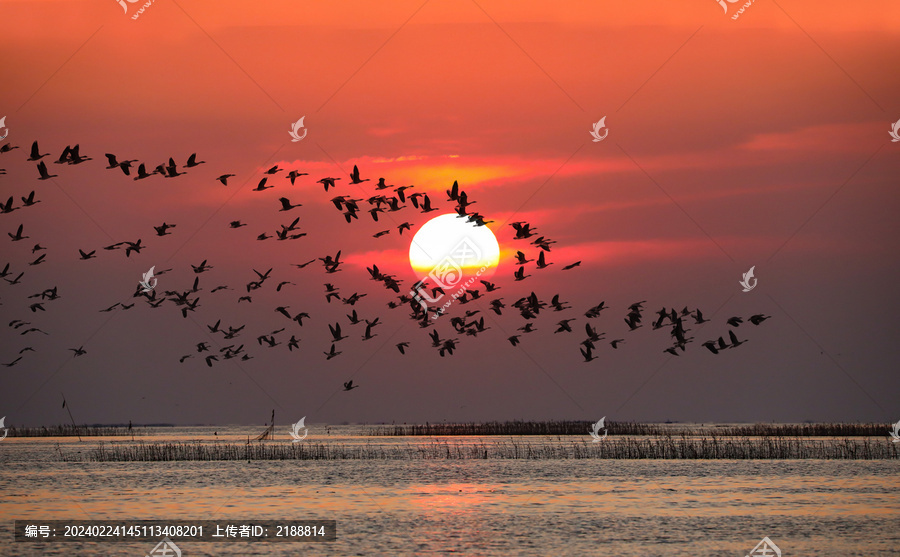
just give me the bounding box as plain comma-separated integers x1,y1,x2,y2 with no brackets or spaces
1,426,898,556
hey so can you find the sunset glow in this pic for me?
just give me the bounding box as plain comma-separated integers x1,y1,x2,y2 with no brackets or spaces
409,214,501,278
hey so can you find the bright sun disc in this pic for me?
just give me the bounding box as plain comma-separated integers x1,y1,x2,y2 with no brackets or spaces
409,214,500,285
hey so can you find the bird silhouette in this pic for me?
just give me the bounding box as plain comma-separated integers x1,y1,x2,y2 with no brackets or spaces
329,323,348,342
253,177,272,192
349,165,369,184
21,191,40,207
27,141,49,161
287,170,308,185
8,224,28,242
133,163,154,180
279,197,302,211
154,223,176,236
318,177,341,191
186,153,205,167
749,314,771,325
728,330,747,348
0,197,18,214
536,251,553,269
36,161,57,180
324,344,342,360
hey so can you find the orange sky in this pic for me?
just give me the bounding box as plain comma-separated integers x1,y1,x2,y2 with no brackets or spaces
1,0,899,425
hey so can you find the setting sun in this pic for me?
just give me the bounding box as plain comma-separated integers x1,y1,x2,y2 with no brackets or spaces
409,214,501,281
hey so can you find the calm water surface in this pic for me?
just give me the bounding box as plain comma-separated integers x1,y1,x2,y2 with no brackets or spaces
1,426,898,556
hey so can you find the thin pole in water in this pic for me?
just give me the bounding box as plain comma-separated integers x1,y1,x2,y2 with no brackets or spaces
60,392,82,442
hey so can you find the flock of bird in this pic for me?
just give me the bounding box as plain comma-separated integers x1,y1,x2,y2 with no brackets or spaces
1,139,771,393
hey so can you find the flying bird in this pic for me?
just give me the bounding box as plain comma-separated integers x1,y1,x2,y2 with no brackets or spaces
186,153,205,167
317,177,341,191
275,306,292,319
728,330,747,348
21,191,40,207
536,251,553,269
0,197,18,214
514,251,533,265
124,240,144,257
253,177,272,192
36,160,57,180
726,316,743,327
154,223,176,236
324,344,342,360
8,224,28,242
278,197,302,211
28,141,49,161
329,323,348,342
133,163,154,180
287,170,308,185
749,314,771,325
349,165,369,184
192,260,213,273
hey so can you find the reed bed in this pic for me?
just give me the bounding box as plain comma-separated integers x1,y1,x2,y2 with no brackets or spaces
365,421,890,438
6,425,140,437
79,436,899,462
